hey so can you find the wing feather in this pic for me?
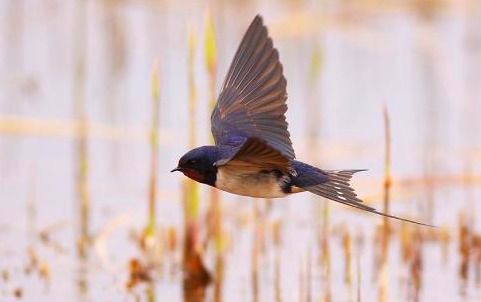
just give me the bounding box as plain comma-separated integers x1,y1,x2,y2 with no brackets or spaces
211,15,295,164
216,137,290,173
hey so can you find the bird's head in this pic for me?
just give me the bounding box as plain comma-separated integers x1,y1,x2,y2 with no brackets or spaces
171,146,218,186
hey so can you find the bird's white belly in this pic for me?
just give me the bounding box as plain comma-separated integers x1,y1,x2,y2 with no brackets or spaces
215,167,287,198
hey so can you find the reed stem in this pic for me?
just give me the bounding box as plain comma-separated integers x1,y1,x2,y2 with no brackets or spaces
145,59,161,241
73,0,89,260
379,105,391,302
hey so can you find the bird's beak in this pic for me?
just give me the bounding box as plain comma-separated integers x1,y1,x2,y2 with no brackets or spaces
170,167,181,173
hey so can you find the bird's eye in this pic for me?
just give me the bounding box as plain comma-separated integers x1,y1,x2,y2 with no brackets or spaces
188,159,197,165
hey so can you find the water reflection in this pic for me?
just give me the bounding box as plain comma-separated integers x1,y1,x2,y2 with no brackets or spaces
182,250,210,302
76,256,89,302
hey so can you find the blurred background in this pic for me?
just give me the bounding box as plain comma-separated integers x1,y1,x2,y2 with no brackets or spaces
1,0,481,301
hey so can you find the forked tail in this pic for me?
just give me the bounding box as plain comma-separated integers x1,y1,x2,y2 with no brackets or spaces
291,162,433,227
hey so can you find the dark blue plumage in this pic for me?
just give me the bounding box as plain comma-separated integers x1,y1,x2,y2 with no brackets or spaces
290,161,329,187
172,15,431,227
172,146,218,186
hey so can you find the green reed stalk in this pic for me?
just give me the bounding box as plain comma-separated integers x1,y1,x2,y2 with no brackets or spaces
145,59,161,240
204,11,224,254
184,25,200,234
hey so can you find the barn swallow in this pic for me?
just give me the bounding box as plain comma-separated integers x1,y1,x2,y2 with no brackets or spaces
172,15,430,226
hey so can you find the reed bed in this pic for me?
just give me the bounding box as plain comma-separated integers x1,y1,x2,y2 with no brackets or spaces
1,2,481,302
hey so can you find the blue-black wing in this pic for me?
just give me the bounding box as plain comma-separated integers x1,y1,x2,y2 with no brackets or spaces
211,15,295,168
216,137,291,173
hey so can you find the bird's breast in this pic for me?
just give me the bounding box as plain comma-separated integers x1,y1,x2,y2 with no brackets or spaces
215,166,289,198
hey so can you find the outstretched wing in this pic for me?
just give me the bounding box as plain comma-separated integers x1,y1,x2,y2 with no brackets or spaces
211,15,295,163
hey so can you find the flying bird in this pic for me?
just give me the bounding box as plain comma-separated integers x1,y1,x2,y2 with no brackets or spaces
172,15,430,226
